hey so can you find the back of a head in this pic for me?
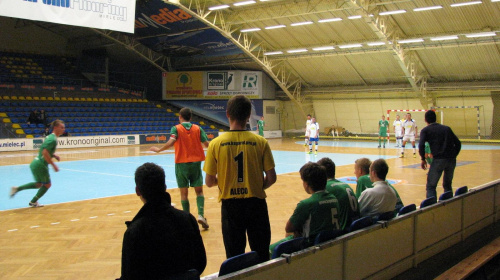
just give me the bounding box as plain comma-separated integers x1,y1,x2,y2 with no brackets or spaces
179,108,192,121
371,159,389,180
317,157,336,179
135,163,166,202
300,162,327,192
355,158,372,175
425,110,437,124
227,95,251,124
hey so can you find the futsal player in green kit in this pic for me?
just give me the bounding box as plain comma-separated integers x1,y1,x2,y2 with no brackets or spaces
257,116,265,137
10,120,65,207
378,115,389,148
318,157,360,231
269,162,340,256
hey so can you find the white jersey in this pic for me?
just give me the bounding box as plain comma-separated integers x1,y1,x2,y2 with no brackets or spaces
393,120,403,136
305,119,312,136
403,119,417,136
307,122,319,138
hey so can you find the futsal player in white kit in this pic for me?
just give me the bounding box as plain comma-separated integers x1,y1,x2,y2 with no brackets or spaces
399,113,418,158
304,114,312,146
393,115,403,148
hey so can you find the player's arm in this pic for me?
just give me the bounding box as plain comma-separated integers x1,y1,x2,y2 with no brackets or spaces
202,141,209,148
285,219,297,236
150,138,175,153
263,168,277,190
205,174,218,187
43,149,59,172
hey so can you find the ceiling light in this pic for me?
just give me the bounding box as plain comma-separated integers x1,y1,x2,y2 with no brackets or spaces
465,32,496,37
450,1,482,7
290,21,313,26
265,25,286,30
379,10,406,16
348,15,362,19
338,44,362,49
241,28,261,32
430,35,459,41
413,5,443,12
367,42,386,46
312,46,335,51
318,18,342,23
264,51,283,55
208,5,230,10
287,49,308,53
234,1,256,6
398,38,424,43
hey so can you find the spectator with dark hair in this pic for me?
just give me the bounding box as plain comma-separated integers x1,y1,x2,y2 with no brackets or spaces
358,159,397,219
419,110,461,198
26,109,39,125
269,162,340,256
38,109,48,127
318,157,359,231
120,162,206,280
204,95,277,263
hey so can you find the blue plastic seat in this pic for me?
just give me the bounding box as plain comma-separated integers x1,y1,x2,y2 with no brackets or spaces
271,237,306,259
420,196,437,209
218,251,260,277
398,204,416,216
349,216,373,232
455,186,468,196
439,191,453,202
376,211,395,222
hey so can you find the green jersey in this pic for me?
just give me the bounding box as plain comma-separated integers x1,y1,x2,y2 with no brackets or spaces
326,179,360,231
36,133,57,166
355,174,372,198
257,120,265,136
425,142,433,164
379,120,389,136
289,191,340,243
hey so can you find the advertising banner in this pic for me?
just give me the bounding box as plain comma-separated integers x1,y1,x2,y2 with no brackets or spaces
139,134,169,145
0,138,32,152
0,0,135,33
165,72,203,99
54,135,138,148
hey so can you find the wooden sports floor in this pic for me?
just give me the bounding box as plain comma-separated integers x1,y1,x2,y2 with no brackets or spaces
1,138,499,279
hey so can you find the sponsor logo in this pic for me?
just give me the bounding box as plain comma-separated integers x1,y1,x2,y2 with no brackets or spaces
33,139,43,149
200,103,225,110
23,0,128,21
57,137,126,147
127,136,135,144
242,73,258,90
0,141,26,149
135,7,192,29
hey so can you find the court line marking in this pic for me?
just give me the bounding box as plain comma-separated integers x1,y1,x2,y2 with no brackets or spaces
59,168,133,178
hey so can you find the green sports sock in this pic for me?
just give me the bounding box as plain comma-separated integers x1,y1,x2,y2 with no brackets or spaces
197,195,205,217
17,182,38,191
378,139,381,145
181,200,190,213
31,186,48,203
383,139,387,145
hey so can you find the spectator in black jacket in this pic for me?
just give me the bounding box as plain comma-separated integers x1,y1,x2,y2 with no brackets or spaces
27,109,39,125
120,162,206,280
419,110,461,198
38,109,48,127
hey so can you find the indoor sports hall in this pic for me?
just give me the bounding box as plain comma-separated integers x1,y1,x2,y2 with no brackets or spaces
1,0,500,279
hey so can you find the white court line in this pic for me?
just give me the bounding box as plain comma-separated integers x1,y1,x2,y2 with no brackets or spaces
107,213,115,216
30,225,40,229
51,222,60,225
71,219,80,222
8,229,18,232
123,211,131,213
89,216,98,219
60,168,133,178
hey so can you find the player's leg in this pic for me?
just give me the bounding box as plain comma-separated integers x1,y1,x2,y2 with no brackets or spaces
246,198,271,263
308,138,313,153
269,235,293,259
30,182,51,207
400,138,407,157
221,199,248,259
189,162,209,229
378,135,381,148
314,140,319,154
10,161,43,198
441,159,456,194
411,140,416,158
426,159,445,198
175,163,190,213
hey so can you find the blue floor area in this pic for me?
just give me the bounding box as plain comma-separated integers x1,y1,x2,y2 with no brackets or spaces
1,149,397,211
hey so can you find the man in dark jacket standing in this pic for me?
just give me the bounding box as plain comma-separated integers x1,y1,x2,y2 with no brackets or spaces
120,162,206,280
419,110,461,199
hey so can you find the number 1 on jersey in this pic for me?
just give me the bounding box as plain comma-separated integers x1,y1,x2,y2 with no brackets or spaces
234,151,244,182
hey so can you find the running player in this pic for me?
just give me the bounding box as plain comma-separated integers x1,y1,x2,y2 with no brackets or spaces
304,114,311,146
399,113,418,158
307,117,319,154
10,120,65,207
378,115,389,148
204,95,277,263
150,108,210,229
257,116,265,137
393,115,403,147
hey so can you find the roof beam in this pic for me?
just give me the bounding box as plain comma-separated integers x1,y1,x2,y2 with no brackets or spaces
168,0,308,118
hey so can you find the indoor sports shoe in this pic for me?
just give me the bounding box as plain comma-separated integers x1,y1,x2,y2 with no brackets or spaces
314,151,317,155
413,153,416,158
9,187,18,198
198,215,209,229
377,146,381,148
29,202,44,208
308,151,312,154
399,154,404,158
383,145,385,148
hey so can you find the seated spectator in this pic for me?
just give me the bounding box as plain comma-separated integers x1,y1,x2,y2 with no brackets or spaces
27,109,39,125
358,159,397,219
354,158,404,214
120,163,206,280
269,162,340,256
38,109,48,127
318,157,359,231
42,127,51,137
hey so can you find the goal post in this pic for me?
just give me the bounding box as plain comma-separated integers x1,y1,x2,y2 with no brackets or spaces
431,106,482,140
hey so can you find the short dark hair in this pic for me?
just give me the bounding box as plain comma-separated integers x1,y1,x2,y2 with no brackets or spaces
227,95,251,124
51,119,65,128
135,163,166,201
425,110,437,124
370,159,389,180
300,162,327,192
317,157,335,179
355,158,371,175
179,107,192,121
